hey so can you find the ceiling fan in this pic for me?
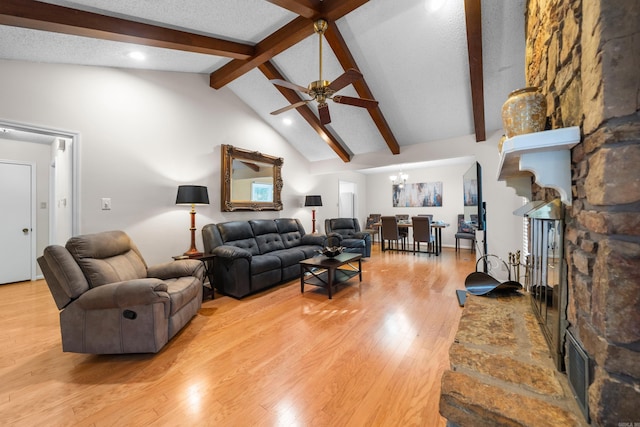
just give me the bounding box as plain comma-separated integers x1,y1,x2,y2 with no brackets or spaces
270,19,379,125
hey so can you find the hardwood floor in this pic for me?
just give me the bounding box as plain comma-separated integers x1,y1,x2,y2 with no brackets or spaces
0,244,476,426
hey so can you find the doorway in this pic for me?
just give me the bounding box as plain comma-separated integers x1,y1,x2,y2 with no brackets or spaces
0,120,78,281
339,180,356,218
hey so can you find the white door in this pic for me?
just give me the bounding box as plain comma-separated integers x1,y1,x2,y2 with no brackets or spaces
339,192,354,218
339,180,356,218
0,161,33,284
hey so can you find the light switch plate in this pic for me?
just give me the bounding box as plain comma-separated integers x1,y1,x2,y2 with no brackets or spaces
101,198,111,210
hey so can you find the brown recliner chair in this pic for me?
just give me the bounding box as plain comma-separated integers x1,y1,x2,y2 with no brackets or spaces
37,230,205,354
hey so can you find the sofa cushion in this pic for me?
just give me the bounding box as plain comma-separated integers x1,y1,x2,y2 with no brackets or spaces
328,218,360,237
341,238,366,254
66,231,148,288
251,254,281,275
255,233,286,254
218,221,260,255
276,218,305,248
165,276,201,316
269,248,305,267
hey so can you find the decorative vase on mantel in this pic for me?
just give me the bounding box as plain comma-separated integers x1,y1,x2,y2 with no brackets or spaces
501,87,547,138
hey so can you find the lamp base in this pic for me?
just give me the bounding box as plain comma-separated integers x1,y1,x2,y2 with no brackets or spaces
184,249,203,258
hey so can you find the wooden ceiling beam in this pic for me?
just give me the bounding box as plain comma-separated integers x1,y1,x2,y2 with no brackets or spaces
259,61,352,162
0,0,253,59
209,0,370,89
210,17,314,89
264,0,322,19
464,0,486,141
324,24,401,155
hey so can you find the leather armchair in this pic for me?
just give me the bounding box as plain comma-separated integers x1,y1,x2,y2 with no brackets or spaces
37,230,205,354
324,218,371,257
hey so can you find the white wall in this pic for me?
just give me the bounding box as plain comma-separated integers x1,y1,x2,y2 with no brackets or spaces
365,162,472,248
0,59,524,266
0,59,324,264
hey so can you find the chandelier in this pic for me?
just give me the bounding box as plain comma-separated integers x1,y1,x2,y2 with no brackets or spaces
390,172,409,188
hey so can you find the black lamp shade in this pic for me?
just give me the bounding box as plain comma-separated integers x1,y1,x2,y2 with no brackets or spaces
176,185,209,205
304,195,323,207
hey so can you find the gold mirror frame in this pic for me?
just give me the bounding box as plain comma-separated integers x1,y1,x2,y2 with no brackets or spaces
221,144,283,211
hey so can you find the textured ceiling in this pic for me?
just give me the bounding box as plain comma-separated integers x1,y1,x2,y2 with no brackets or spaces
0,0,526,163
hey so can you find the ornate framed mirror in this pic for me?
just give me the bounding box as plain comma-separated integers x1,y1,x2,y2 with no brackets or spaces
221,144,283,211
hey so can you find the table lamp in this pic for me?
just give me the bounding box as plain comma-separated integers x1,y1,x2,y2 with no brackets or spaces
176,185,209,257
304,195,323,233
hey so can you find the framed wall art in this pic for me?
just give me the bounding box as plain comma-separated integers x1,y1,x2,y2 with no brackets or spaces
392,181,443,207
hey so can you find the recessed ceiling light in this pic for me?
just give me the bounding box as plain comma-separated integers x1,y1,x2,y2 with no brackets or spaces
128,51,146,61
283,118,293,126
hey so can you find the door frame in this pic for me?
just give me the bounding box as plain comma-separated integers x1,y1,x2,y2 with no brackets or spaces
0,119,80,279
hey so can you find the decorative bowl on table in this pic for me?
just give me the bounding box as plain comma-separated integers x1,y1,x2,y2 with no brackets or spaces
318,246,344,258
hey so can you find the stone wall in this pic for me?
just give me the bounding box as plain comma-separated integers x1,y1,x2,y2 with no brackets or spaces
525,1,640,425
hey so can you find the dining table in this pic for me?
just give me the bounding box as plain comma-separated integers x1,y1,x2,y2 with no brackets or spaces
374,220,450,255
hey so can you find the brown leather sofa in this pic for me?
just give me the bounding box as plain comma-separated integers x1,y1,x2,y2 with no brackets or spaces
37,230,205,354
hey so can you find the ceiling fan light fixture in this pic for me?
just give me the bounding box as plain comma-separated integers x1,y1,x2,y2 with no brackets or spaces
313,19,328,35
269,19,377,126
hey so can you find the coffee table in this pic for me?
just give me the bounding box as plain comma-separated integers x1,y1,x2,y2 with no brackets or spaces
299,252,362,299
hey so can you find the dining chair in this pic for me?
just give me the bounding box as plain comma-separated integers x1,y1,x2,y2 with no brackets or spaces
455,214,476,252
418,214,434,222
394,214,410,241
381,216,407,251
411,216,434,255
364,214,381,243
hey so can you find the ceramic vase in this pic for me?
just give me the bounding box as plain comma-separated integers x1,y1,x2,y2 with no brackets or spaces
501,87,546,138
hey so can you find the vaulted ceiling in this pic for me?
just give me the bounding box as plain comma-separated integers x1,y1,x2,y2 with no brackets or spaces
0,0,525,163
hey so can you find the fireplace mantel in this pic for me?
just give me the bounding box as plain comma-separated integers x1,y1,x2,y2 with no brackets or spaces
497,127,580,204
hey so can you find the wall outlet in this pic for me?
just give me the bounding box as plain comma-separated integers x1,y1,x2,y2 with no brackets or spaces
101,198,111,210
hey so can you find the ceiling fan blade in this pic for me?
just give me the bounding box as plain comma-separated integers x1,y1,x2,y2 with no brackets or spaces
318,103,331,125
327,68,363,92
270,100,310,115
270,79,310,93
332,95,379,109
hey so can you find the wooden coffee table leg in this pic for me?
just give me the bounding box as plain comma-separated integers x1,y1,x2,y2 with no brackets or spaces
300,266,305,294
327,267,333,299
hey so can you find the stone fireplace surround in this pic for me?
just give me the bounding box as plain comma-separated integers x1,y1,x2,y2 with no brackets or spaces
441,1,639,425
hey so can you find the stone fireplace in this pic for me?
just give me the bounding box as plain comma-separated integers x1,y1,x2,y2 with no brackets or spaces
526,0,640,424
440,1,638,426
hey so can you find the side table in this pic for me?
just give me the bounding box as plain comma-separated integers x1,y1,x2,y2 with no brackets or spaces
173,253,216,300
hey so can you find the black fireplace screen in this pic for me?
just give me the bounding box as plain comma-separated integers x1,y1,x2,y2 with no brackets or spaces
526,199,568,371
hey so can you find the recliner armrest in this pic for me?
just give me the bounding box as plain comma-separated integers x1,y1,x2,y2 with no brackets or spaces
148,259,204,280
213,245,252,260
352,231,369,240
75,279,169,310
